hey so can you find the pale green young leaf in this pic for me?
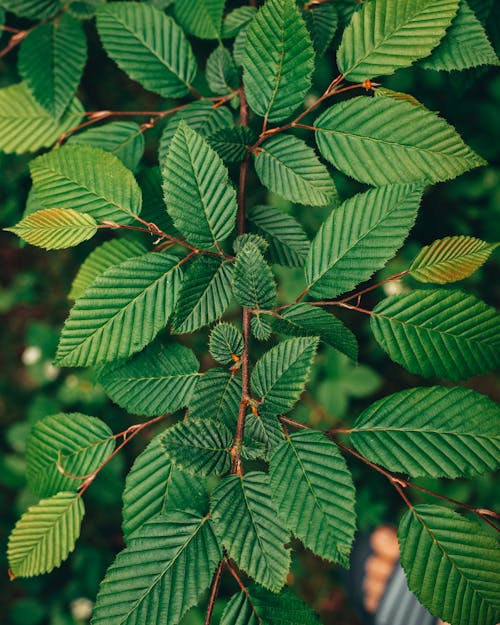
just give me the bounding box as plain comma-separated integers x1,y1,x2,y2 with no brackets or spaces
1,0,61,19
8,492,84,578
97,341,200,417
55,253,183,368
30,145,142,225
5,208,97,250
211,472,291,592
222,6,256,38
315,97,486,185
206,46,239,95
233,241,276,310
137,167,179,236
233,233,269,255
208,126,257,163
92,512,222,625
371,289,500,379
351,386,500,478
242,0,315,123
188,368,242,428
163,123,237,248
96,3,197,97
337,0,459,81
399,505,500,625
302,2,338,56
305,184,422,298
209,323,244,365
174,0,225,40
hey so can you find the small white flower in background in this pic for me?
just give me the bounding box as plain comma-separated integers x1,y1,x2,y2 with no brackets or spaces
70,597,94,621
383,280,407,296
43,362,59,381
21,345,42,366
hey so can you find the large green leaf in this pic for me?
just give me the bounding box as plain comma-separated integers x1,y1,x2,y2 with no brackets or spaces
351,386,500,478
315,97,486,185
0,83,83,155
399,505,500,625
254,135,336,207
174,0,225,39
302,2,338,56
211,472,291,592
206,45,239,94
273,304,358,361
97,341,200,417
26,412,114,497
5,208,97,250
409,235,499,283
122,435,207,540
370,289,500,379
92,512,222,625
233,241,276,310
96,2,197,97
172,256,234,334
163,123,237,248
188,368,242,427
55,253,183,368
270,430,356,566
242,0,315,123
222,6,256,38
8,492,84,578
305,184,421,298
337,0,459,81
251,337,319,416
18,14,87,119
30,144,142,225
1,0,61,19
209,323,244,364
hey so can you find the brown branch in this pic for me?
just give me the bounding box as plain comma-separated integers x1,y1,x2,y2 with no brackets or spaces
226,559,247,592
204,559,225,625
303,0,333,9
0,29,29,59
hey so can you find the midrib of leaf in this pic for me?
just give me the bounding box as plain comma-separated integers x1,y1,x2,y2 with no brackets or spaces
264,10,287,123
112,373,201,382
240,480,272,578
351,426,495,439
187,261,231,319
259,144,318,191
259,350,305,400
113,127,143,157
187,138,219,245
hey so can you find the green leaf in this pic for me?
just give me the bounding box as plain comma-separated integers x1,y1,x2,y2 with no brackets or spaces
399,505,500,625
163,123,237,248
96,2,197,97
254,135,336,207
211,472,291,592
233,241,276,310
351,386,500,478
1,0,61,19
208,126,257,163
0,83,83,155
55,253,183,367
92,512,222,625
26,412,114,497
172,256,234,334
370,289,500,379
251,314,273,341
206,45,240,94
270,430,356,566
68,121,145,172
209,323,244,365
174,0,225,40
409,236,499,283
161,419,233,476
233,233,269,255
137,167,178,236
302,3,338,56
67,0,104,20
122,435,207,540
8,492,84,578
273,304,358,361
233,23,251,67
222,6,257,38
315,97,486,185
30,144,142,225
305,184,421,298
220,584,322,625
97,341,200,417
245,413,285,459
420,0,499,71
337,0,459,81
242,0,315,123
188,368,242,427
18,15,87,119
69,239,147,300
5,208,97,250
248,205,310,268
251,336,319,416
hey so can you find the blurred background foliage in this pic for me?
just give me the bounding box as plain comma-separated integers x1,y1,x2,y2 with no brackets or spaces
0,1,499,623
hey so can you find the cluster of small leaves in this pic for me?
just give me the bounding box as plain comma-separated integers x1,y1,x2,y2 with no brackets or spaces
2,1,500,625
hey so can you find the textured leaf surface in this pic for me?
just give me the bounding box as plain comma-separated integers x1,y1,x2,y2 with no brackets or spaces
0,83,83,154
371,289,500,379
251,314,273,341
137,167,178,236
55,253,183,367
208,126,256,163
255,135,336,207
174,0,225,39
8,492,84,578
96,2,197,97
211,472,291,591
303,3,338,56
163,123,237,248
351,386,500,478
6,208,97,250
399,505,500,625
206,46,239,94
92,512,221,625
242,0,314,123
337,0,459,81
409,236,499,283
188,369,242,427
222,6,257,38
315,97,486,185
26,412,114,497
251,337,319,416
233,241,276,310
97,341,200,417
1,0,61,19
209,323,244,364
30,145,142,224
305,185,421,298
244,413,285,460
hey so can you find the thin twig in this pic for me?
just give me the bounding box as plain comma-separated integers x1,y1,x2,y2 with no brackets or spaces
204,560,225,625
0,29,29,59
